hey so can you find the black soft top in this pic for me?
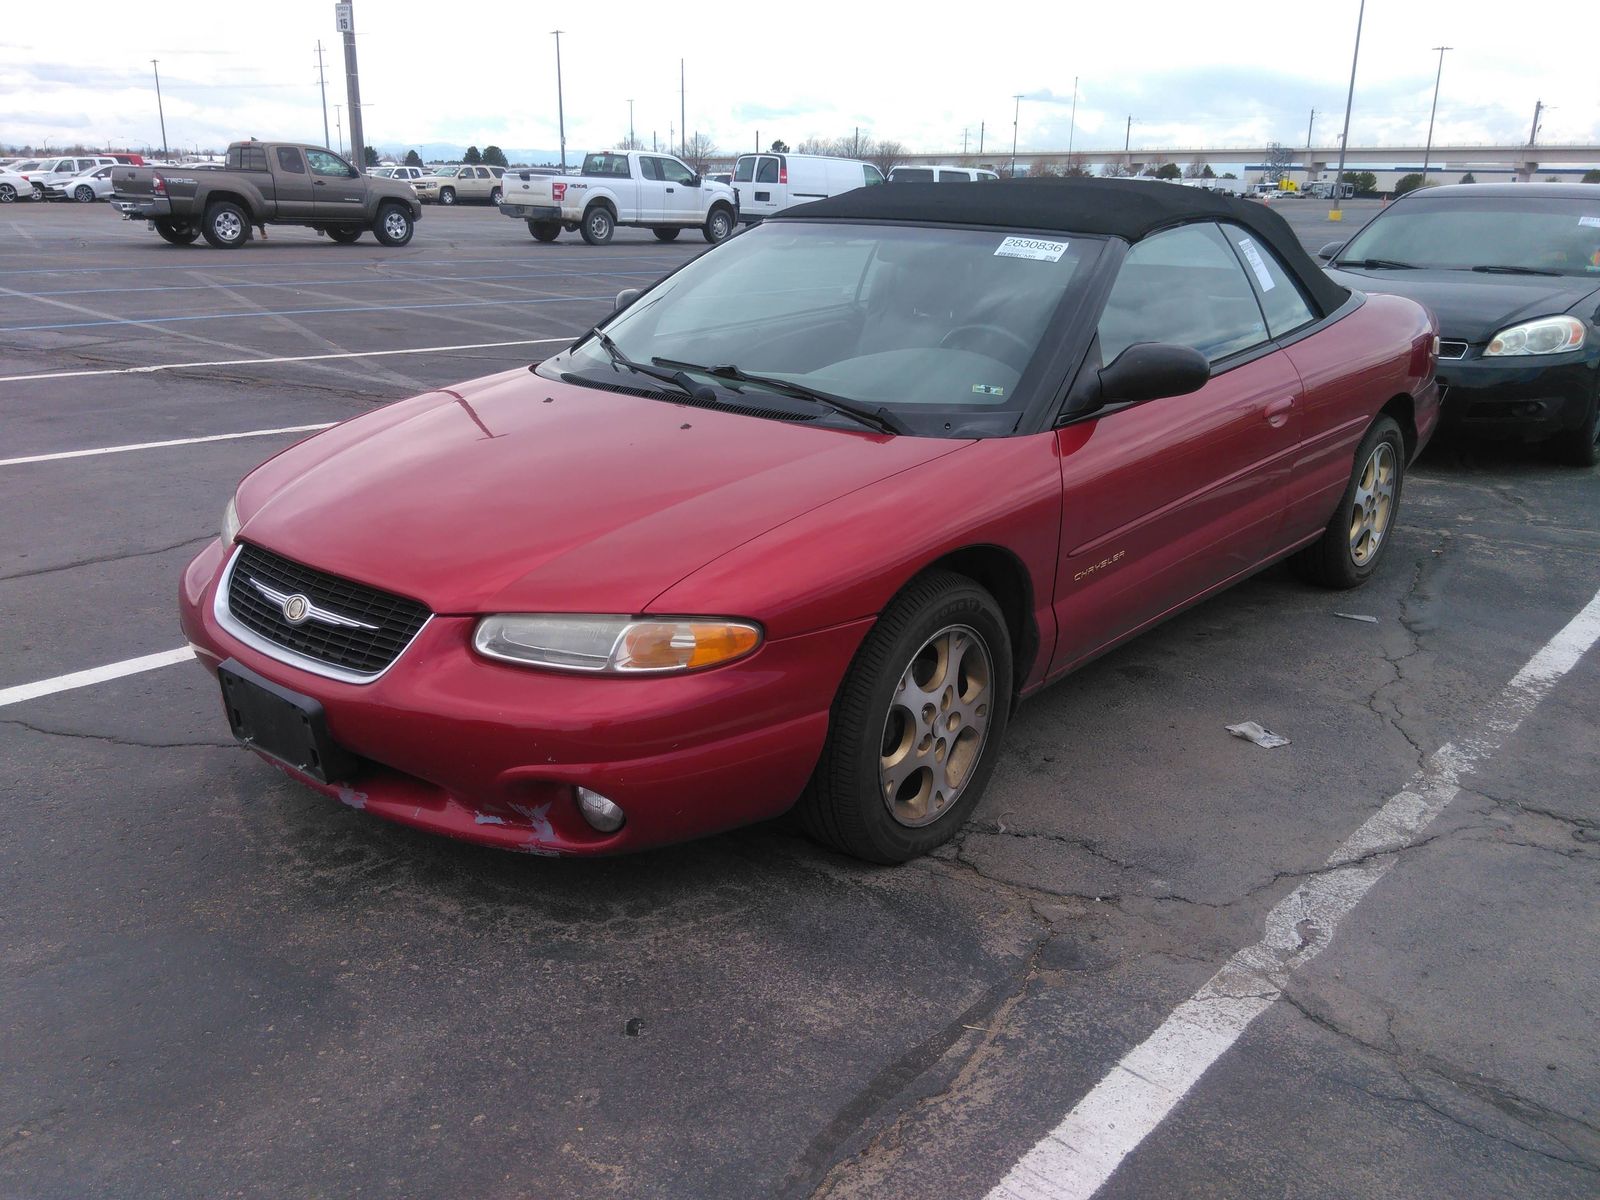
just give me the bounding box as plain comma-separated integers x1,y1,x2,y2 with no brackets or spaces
778,177,1350,317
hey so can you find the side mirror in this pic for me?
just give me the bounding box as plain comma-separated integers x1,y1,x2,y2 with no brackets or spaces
689,174,702,187
615,287,642,312
1097,343,1210,405
1316,240,1346,264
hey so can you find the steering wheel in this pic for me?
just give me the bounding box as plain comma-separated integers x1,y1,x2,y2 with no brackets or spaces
938,323,1033,362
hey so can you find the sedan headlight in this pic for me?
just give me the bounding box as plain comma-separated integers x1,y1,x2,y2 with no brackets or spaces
220,494,241,546
1483,315,1586,357
474,614,762,674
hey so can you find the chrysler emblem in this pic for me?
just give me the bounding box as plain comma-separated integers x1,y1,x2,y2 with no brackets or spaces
281,593,312,625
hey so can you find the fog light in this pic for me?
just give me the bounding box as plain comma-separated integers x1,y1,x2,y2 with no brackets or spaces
576,787,625,833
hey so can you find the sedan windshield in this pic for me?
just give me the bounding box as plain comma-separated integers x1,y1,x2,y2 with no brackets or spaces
540,221,1098,436
1338,194,1600,277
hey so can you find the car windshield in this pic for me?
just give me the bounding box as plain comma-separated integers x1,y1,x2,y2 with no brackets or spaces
539,221,1099,437
1339,194,1600,276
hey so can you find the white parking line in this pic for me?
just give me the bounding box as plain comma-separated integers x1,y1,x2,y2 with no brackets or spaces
0,336,572,384
986,585,1600,1200
0,647,195,709
1,423,336,467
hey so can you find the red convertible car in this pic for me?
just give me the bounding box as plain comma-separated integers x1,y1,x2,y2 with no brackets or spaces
179,179,1438,862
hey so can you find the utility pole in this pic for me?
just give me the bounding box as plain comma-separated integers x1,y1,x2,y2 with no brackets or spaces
680,59,686,158
962,128,968,155
333,104,343,157
1420,47,1451,184
979,121,984,156
316,41,331,149
1067,76,1079,160
1011,94,1022,176
1331,0,1365,220
628,98,635,148
150,60,168,156
1304,108,1316,184
336,1,365,168
1528,98,1544,146
552,31,567,172
1124,114,1133,152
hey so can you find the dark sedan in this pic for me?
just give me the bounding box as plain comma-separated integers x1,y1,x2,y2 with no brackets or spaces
1322,183,1600,466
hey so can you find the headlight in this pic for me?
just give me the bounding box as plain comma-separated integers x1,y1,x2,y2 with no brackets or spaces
220,494,241,546
474,614,762,674
1483,315,1586,357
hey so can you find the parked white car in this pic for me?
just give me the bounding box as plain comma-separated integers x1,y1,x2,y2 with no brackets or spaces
499,150,738,245
46,163,117,202
0,165,42,202
24,155,118,198
731,152,883,223
887,165,999,183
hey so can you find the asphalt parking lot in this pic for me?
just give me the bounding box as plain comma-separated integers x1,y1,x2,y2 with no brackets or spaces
3,198,1597,1199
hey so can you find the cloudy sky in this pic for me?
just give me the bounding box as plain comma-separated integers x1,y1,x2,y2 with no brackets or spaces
2,0,1596,159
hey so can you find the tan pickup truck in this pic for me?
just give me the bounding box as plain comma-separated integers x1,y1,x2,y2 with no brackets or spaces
431,164,505,206
111,140,423,248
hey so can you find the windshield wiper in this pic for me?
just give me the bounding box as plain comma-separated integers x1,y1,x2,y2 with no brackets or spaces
652,357,907,435
1470,264,1560,276
1332,257,1417,270
576,327,716,401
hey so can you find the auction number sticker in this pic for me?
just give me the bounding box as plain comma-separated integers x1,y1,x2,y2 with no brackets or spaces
995,236,1069,262
1579,216,1600,228
1235,237,1277,291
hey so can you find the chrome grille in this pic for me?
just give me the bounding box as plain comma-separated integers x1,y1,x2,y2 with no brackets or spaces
1438,340,1468,360
225,543,430,677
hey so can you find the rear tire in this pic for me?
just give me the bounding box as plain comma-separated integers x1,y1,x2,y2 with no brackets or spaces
489,187,502,205
528,220,561,242
326,226,363,244
652,227,681,242
1291,416,1405,589
580,205,615,245
0,183,16,203
702,205,734,244
200,201,250,249
373,203,415,247
439,187,456,206
154,219,199,245
797,570,1012,864
1547,390,1600,468
74,185,96,203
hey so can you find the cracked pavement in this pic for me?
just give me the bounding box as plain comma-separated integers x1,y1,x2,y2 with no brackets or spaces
3,201,1598,1199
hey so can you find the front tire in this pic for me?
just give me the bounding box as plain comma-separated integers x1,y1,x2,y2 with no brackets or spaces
1292,416,1405,588
528,220,561,242
798,570,1012,863
702,205,734,244
201,201,250,249
580,205,615,245
1548,389,1600,468
373,203,415,247
0,183,16,203
154,219,199,245
652,227,681,242
489,187,502,205
439,187,456,206
74,185,96,203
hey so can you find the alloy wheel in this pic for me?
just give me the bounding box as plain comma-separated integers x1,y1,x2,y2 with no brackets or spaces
383,210,409,240
213,210,243,243
1349,441,1396,566
879,624,994,827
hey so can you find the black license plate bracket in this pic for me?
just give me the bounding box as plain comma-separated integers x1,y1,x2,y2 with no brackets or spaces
217,659,359,784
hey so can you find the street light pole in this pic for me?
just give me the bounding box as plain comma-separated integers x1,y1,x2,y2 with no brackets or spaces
628,98,634,148
333,104,343,158
1304,107,1316,186
551,31,567,172
316,41,331,150
1011,93,1022,177
1421,45,1451,184
1331,0,1365,220
1067,76,1078,161
150,60,168,156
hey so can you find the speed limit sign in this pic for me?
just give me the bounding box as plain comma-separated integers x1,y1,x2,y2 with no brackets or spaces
334,3,353,32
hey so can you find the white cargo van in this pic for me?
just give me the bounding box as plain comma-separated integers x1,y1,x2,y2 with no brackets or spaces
731,152,883,223
887,165,999,183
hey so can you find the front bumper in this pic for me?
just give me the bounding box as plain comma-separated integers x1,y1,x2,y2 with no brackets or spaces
500,202,562,222
180,539,868,857
1435,349,1597,436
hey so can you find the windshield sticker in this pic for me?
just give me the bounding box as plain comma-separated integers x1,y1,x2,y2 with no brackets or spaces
972,384,1006,397
995,236,1069,262
1580,216,1600,228
1236,237,1277,292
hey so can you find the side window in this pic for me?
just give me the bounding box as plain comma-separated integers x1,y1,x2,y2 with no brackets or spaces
242,146,270,172
660,157,695,185
937,169,967,183
1220,224,1316,337
734,157,755,182
1098,223,1270,365
476,167,491,179
863,164,884,186
305,149,353,178
276,147,307,174
490,167,504,178
756,157,779,183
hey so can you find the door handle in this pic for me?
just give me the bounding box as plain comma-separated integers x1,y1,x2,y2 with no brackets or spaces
666,187,675,193
1264,397,1295,428
314,179,326,186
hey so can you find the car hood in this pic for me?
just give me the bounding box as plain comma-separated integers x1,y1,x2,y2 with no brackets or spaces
235,369,968,616
1325,267,1600,343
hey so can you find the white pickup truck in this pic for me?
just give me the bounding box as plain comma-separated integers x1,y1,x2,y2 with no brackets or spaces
499,150,738,246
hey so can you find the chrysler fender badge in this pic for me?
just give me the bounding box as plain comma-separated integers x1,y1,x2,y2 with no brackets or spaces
281,593,312,625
